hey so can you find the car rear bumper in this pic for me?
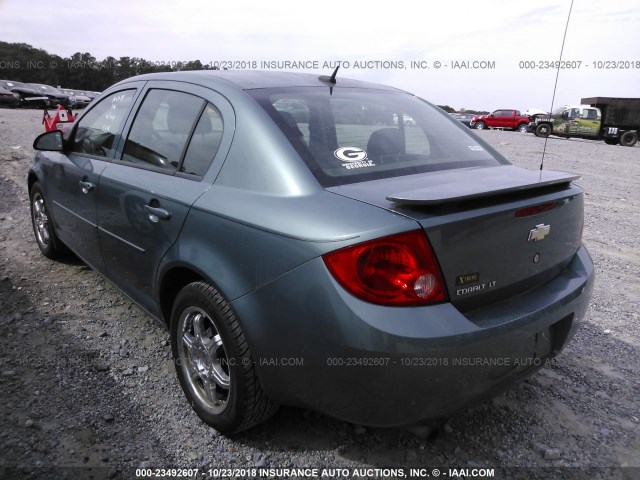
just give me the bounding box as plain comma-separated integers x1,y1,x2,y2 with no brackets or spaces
0,97,20,108
231,245,594,426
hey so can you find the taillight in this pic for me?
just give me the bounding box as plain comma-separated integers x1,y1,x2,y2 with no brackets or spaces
322,230,447,306
515,201,557,217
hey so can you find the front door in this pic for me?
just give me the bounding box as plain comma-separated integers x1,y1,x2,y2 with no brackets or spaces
47,88,139,272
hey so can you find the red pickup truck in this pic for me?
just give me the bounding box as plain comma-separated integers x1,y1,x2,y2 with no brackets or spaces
470,109,530,132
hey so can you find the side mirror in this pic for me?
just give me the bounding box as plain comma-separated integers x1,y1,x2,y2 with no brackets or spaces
33,130,64,151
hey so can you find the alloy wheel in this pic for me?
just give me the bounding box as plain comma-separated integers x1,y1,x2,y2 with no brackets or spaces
176,306,231,414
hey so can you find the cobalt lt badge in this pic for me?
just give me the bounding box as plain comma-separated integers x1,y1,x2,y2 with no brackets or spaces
528,224,551,242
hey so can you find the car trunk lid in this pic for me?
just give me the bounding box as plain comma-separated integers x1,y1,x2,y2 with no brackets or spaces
327,165,584,311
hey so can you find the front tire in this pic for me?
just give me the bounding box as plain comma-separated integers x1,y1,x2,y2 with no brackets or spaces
535,123,552,138
29,182,67,259
474,121,486,130
171,281,278,434
604,138,619,145
517,123,529,133
620,131,638,147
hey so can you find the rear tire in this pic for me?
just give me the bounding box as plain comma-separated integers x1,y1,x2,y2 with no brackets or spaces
171,281,278,434
29,182,67,259
535,123,552,138
620,131,638,147
604,138,619,146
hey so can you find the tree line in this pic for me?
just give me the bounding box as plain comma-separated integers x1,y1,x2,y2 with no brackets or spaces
0,41,218,91
1,41,487,114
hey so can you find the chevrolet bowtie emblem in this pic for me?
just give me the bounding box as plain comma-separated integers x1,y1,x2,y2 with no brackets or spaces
528,224,551,242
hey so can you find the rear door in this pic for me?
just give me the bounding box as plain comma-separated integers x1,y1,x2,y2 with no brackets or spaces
96,82,229,316
495,110,511,129
45,87,141,272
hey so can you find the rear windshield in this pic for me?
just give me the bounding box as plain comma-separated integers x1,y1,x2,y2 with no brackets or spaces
249,87,507,187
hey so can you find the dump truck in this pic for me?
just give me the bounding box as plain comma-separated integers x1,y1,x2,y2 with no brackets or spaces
531,97,640,147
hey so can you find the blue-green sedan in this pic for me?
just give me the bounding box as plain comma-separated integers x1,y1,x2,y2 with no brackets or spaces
29,70,594,434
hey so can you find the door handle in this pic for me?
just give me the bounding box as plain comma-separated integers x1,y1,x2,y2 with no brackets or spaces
79,180,95,194
144,204,171,222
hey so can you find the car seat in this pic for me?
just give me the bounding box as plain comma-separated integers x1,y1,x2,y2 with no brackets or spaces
366,128,403,162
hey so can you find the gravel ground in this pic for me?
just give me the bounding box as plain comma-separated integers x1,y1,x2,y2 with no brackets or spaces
0,108,638,480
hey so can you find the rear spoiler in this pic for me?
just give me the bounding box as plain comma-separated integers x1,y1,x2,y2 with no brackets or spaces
386,166,580,206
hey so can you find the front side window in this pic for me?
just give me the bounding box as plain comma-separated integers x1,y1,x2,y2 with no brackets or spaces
70,89,135,157
583,109,598,120
250,87,505,187
122,89,204,172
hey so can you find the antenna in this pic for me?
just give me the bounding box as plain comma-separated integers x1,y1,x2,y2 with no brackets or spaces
318,66,340,94
329,65,339,83
319,66,339,84
540,0,575,172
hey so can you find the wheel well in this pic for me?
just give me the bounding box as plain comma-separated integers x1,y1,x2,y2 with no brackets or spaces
159,267,205,328
27,172,39,193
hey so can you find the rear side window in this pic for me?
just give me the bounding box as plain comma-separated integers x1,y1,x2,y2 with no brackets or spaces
250,88,505,187
70,89,135,157
180,104,224,176
122,90,204,172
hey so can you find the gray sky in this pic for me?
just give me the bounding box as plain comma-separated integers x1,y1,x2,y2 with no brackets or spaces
0,0,638,111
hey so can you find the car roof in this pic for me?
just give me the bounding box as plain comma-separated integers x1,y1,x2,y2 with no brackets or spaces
117,70,404,92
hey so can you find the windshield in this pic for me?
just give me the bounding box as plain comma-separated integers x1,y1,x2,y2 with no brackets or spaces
33,84,64,94
250,87,507,187
552,105,568,115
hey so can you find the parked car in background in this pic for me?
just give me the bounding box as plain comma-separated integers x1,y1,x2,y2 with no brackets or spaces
0,80,49,108
392,112,417,126
331,99,394,125
62,89,101,101
0,86,21,108
471,109,530,132
29,70,594,434
452,113,475,128
28,83,73,108
273,98,309,123
60,88,94,108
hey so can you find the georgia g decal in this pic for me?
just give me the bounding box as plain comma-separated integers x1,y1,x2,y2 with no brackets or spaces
334,147,375,170
334,147,368,162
